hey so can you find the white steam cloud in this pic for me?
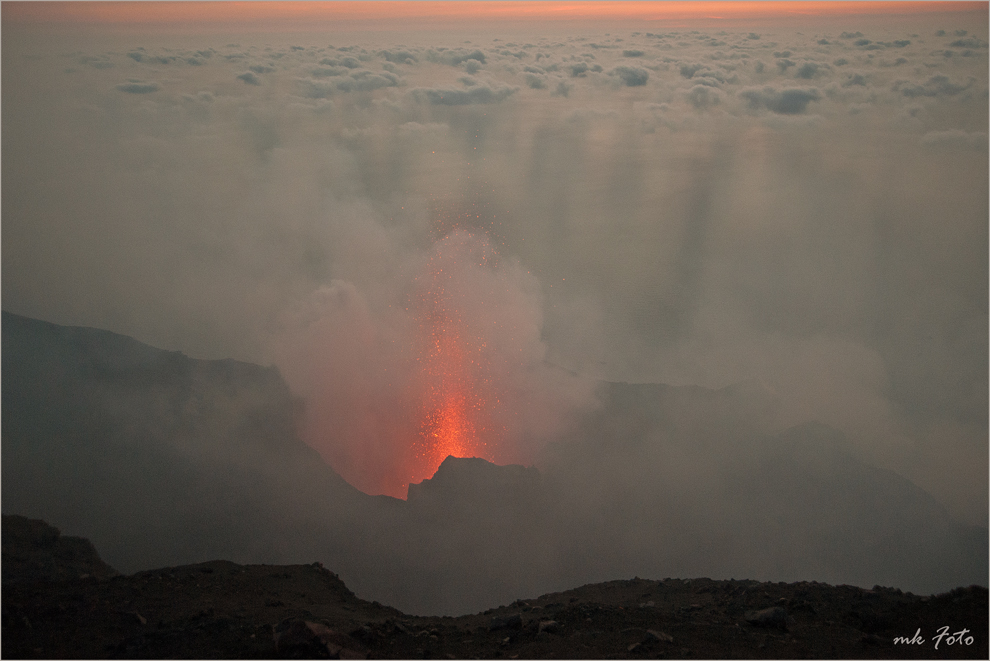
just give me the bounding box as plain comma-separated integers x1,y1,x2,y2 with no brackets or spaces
273,227,595,496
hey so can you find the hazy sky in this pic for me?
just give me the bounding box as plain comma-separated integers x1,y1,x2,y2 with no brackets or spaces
2,2,987,522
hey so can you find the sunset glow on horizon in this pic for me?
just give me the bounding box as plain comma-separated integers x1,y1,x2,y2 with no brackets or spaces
4,1,984,31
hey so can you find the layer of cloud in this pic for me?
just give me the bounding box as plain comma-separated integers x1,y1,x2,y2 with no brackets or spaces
739,86,821,114
116,80,160,94
610,65,649,86
410,83,517,105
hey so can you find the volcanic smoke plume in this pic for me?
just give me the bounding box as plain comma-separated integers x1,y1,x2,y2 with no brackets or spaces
273,223,595,498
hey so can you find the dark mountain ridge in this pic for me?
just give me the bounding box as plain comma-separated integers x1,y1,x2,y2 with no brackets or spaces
3,515,987,659
2,514,119,584
1,310,388,578
2,310,986,616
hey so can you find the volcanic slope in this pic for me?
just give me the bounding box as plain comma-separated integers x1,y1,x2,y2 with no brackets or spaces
0,310,405,593
1,311,986,617
2,516,987,660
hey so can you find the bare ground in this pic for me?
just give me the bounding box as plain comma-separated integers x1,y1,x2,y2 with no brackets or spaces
2,558,987,659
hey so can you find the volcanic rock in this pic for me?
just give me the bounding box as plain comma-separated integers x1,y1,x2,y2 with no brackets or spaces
0,309,379,580
407,456,542,509
489,613,523,631
273,619,367,659
2,515,119,583
744,606,790,631
644,628,674,643
2,530,988,660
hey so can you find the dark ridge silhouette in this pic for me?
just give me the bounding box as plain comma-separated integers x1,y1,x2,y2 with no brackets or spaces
2,311,985,617
2,515,119,584
2,514,987,659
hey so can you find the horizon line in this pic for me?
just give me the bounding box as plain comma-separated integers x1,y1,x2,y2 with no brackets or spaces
4,1,986,31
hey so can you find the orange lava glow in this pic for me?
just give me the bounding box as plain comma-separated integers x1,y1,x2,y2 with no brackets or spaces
407,227,501,487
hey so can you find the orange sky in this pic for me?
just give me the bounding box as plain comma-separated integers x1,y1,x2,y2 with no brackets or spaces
4,1,985,30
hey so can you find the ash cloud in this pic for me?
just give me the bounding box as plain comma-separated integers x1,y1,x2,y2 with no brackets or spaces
411,83,517,105
610,65,649,86
523,73,546,90
116,80,160,94
271,230,595,495
687,84,720,109
236,71,261,86
921,129,988,150
427,48,487,67
895,74,974,98
739,86,821,114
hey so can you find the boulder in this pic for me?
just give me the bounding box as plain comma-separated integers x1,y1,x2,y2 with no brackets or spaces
489,613,523,631
273,619,367,659
744,606,790,631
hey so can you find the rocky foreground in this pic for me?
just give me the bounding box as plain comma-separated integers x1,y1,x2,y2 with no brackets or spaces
2,516,987,659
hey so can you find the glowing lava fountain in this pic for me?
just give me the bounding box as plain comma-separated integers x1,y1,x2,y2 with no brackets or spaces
409,229,502,485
